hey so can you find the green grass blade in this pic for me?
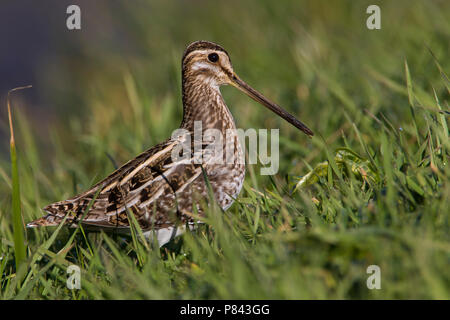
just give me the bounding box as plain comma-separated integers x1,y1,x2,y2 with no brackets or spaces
404,60,421,146
7,86,32,285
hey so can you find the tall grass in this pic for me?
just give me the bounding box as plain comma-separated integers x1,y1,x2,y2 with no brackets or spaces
0,0,449,299
6,85,32,287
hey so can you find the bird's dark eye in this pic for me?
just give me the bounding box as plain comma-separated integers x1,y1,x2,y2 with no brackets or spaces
208,53,219,63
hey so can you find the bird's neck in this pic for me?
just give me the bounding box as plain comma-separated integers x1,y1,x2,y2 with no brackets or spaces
180,78,236,133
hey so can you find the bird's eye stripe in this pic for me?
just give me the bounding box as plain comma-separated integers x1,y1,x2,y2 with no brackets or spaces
208,53,219,62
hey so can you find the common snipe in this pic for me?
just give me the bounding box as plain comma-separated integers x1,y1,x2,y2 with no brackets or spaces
27,41,313,246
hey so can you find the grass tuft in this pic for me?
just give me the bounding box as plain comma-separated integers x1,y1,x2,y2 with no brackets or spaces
0,1,449,300
6,85,32,287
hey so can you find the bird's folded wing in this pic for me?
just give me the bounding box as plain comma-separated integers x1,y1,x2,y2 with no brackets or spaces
28,139,207,230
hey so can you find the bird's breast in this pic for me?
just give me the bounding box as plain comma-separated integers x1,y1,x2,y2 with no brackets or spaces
203,128,245,210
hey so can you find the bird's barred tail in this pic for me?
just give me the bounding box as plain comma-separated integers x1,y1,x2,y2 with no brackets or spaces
27,195,96,228
27,215,62,227
26,203,78,227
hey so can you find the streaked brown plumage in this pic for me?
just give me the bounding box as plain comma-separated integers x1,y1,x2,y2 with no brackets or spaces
27,41,313,246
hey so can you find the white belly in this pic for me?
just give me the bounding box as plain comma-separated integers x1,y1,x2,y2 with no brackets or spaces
143,224,196,247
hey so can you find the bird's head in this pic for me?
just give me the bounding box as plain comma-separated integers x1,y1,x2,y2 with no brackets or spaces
182,40,313,137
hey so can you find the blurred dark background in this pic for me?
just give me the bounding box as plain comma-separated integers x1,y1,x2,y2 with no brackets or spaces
1,0,448,161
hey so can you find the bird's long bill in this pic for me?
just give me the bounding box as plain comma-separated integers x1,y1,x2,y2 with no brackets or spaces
230,75,314,137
